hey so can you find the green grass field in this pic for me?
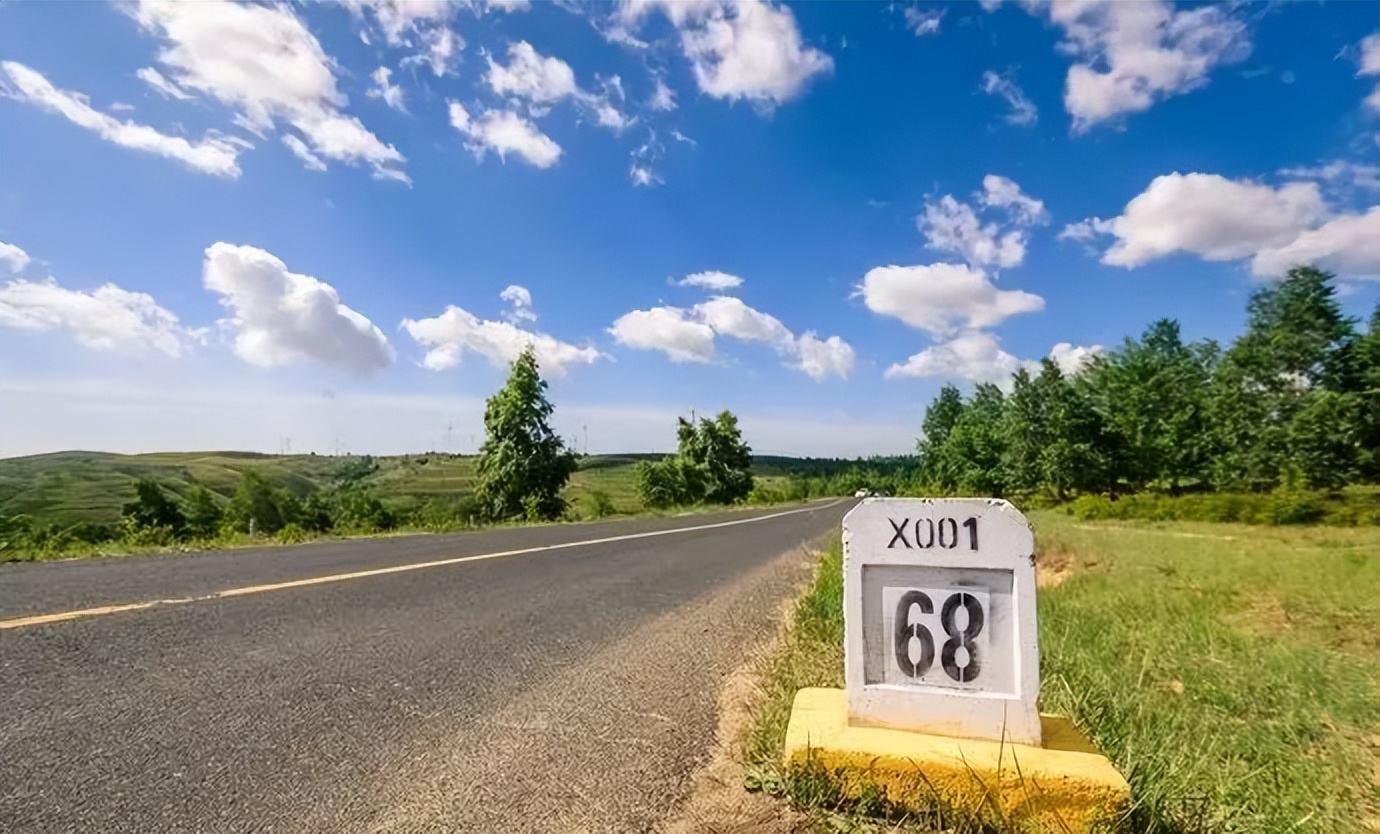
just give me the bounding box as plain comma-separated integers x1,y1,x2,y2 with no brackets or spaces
748,514,1380,834
0,450,809,528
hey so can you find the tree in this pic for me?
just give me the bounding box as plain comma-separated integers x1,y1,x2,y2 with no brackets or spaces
1090,320,1216,492
121,479,186,535
944,383,1009,496
636,410,754,508
224,471,288,534
918,385,965,491
1210,267,1360,490
475,345,578,521
1356,301,1380,481
182,484,223,539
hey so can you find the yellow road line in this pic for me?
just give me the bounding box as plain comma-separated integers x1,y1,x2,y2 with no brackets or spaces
1,499,848,631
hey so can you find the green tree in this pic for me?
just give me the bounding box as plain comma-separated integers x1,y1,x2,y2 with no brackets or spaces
695,410,754,504
1090,320,1216,491
917,385,965,491
944,383,1009,496
475,345,578,521
1210,267,1360,490
224,471,288,534
121,479,186,536
1285,390,1361,490
1356,302,1380,481
182,484,223,539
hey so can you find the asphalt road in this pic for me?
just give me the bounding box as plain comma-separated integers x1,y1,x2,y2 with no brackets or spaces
0,499,851,834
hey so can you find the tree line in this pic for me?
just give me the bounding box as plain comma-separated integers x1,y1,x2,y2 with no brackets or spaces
915,267,1379,499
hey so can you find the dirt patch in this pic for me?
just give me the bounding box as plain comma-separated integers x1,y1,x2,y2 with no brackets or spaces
1036,548,1076,589
1225,593,1294,636
658,657,811,834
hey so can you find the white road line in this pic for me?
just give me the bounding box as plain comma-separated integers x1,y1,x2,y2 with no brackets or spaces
1,499,850,631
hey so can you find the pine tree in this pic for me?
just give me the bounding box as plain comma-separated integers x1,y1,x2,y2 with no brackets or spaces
475,345,577,521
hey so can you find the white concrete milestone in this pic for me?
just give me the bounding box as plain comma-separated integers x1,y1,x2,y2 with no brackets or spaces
843,498,1041,746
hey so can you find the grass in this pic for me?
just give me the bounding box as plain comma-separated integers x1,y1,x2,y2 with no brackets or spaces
746,512,1380,834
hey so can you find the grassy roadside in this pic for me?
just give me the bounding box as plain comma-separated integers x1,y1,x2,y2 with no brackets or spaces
1,497,835,563
744,513,1380,834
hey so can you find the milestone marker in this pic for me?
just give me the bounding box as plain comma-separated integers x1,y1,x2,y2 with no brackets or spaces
844,497,1041,745
782,497,1130,833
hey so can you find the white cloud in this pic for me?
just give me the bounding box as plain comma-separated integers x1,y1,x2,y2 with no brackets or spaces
135,66,191,100
342,0,461,75
1049,342,1103,375
795,332,856,381
903,7,943,37
857,263,1045,337
202,242,394,374
368,66,406,112
980,70,1037,126
694,295,794,348
980,174,1047,224
921,195,1026,269
1,61,245,178
630,163,660,187
675,270,744,291
134,0,408,182
449,101,563,168
1278,160,1380,196
1071,172,1379,280
884,330,1025,384
1358,33,1380,114
609,306,718,363
500,284,536,322
1058,217,1113,243
0,277,200,356
649,77,677,111
0,241,31,273
281,134,327,172
487,0,531,11
404,290,604,377
620,0,833,108
1250,206,1380,279
610,293,852,379
1040,0,1248,132
486,41,578,104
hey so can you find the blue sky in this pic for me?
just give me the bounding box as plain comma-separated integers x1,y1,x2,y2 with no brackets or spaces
1,0,1377,458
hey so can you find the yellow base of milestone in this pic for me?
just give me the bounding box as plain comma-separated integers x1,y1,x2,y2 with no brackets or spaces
782,688,1130,834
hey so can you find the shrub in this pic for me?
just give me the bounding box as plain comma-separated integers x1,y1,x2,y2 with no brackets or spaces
584,489,616,519
1267,489,1326,525
1068,494,1115,520
275,523,307,544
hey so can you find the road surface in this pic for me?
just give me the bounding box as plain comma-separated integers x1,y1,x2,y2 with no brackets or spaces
0,500,850,834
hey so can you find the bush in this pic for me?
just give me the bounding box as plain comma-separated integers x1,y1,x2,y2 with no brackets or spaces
1068,494,1115,520
1267,488,1326,525
407,496,480,531
583,489,616,519
275,523,308,544
1064,489,1370,526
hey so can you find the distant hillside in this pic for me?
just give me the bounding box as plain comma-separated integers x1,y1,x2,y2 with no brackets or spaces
0,450,862,527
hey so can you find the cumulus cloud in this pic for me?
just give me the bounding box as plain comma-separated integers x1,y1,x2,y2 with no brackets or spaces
403,289,604,377
980,70,1037,126
368,66,406,112
1038,0,1248,131
884,330,1025,384
448,101,562,168
1,61,246,178
1067,172,1379,279
649,77,677,111
608,306,717,363
920,176,1046,270
903,7,943,37
342,0,461,75
486,41,578,104
1049,341,1103,375
0,276,201,356
500,284,536,322
484,42,630,134
981,174,1047,224
857,263,1045,337
618,0,832,108
1358,32,1380,114
202,242,394,374
0,241,31,273
133,0,408,182
609,293,853,380
674,270,744,291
